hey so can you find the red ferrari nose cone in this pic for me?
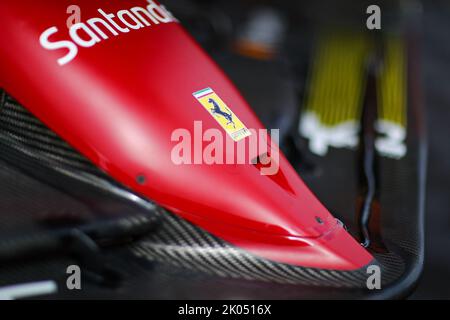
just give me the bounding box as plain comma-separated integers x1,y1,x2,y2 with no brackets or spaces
0,0,373,271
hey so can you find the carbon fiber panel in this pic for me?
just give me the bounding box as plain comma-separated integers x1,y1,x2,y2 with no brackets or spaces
0,93,386,289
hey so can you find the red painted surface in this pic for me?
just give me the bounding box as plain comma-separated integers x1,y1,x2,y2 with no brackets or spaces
0,0,373,270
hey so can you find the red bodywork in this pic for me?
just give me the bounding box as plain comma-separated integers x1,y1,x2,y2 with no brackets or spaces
0,0,373,270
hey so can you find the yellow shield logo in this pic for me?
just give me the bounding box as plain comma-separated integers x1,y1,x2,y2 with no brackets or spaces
193,88,251,142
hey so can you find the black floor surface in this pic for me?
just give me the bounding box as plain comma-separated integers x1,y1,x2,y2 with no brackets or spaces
410,0,450,299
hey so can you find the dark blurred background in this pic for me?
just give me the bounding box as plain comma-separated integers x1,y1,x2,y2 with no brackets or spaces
164,0,450,299
0,0,448,299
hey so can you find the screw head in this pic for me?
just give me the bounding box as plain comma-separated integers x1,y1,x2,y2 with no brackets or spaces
136,174,146,185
